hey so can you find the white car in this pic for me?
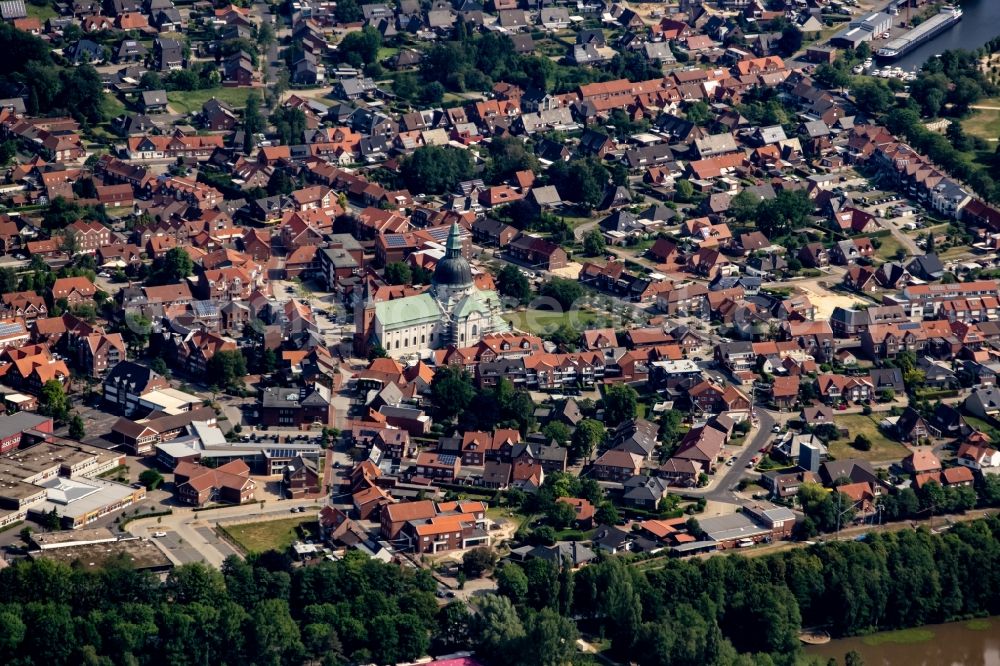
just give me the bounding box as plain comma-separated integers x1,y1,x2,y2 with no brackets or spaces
152,531,167,538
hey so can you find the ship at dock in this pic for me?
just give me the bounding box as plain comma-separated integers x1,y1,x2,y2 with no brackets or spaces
876,5,963,61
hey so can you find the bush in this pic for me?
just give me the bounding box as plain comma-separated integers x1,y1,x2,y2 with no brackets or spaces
853,434,872,452
139,469,164,490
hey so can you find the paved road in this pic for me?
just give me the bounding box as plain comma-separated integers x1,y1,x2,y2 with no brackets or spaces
129,498,324,568
685,410,777,504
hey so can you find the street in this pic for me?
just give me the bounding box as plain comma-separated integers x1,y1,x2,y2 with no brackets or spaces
686,410,776,504
128,498,323,567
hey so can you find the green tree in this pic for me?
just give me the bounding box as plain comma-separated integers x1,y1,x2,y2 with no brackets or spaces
462,546,499,578
149,247,193,285
496,564,529,605
400,145,475,195
250,598,304,666
206,350,248,390
431,365,475,420
270,107,307,146
728,189,761,223
435,602,472,652
139,469,164,490
582,228,606,257
497,264,532,303
384,262,412,285
674,179,695,203
852,79,893,115
334,0,363,22
685,100,711,125
570,418,604,461
547,157,608,210
243,93,264,153
779,25,803,55
540,277,583,310
521,608,577,666
68,414,85,440
473,595,525,663
546,500,577,530
603,384,638,426
487,135,538,183
541,421,571,446
267,169,295,196
39,380,69,422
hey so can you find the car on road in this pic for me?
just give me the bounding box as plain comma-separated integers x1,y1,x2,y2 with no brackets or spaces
726,458,734,466
772,424,781,433
152,532,167,538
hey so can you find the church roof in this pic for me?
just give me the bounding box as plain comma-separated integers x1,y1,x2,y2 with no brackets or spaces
374,292,441,329
454,289,502,318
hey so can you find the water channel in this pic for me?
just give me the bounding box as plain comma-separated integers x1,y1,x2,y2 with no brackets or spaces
892,0,1000,71
804,617,1000,665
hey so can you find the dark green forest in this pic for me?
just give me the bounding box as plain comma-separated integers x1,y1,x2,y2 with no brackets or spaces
2,517,1000,665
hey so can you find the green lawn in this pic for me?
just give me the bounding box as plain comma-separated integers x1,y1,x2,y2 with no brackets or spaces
828,414,909,462
963,98,1000,142
167,87,262,114
875,234,905,261
220,516,317,554
27,3,58,20
504,308,610,334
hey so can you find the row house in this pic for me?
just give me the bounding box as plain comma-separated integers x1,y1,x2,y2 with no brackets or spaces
816,374,874,404
66,219,111,254
860,321,961,360
0,291,46,321
656,282,710,319
874,141,972,219
126,132,225,160
688,380,750,414
887,280,1000,319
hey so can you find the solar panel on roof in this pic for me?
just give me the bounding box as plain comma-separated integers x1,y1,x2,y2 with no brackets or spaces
0,322,24,337
437,454,457,465
385,235,408,247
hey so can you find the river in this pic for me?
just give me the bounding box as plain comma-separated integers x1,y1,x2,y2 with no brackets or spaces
891,0,1000,71
804,617,1000,665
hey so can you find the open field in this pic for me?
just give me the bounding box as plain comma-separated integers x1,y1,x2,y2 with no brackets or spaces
828,414,909,462
963,98,1000,142
220,516,317,554
167,87,262,114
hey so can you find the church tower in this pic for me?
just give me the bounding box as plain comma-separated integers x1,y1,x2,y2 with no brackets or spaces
431,222,475,306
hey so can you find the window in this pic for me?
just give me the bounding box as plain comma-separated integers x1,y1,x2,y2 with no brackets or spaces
395,340,399,349
472,324,478,336
421,335,425,343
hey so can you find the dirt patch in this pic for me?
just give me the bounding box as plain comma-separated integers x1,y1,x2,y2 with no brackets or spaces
549,262,583,279
793,281,869,319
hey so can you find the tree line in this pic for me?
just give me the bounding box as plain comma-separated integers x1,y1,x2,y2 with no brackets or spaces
4,516,1000,664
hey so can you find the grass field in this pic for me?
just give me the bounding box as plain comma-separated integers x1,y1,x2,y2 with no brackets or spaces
167,87,262,114
828,414,909,462
27,4,58,20
963,98,1000,142
221,516,317,554
504,308,610,334
875,234,905,261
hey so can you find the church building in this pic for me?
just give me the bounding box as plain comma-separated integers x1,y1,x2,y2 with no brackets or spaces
354,223,508,358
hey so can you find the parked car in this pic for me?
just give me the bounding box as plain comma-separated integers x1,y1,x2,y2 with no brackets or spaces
152,532,167,538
